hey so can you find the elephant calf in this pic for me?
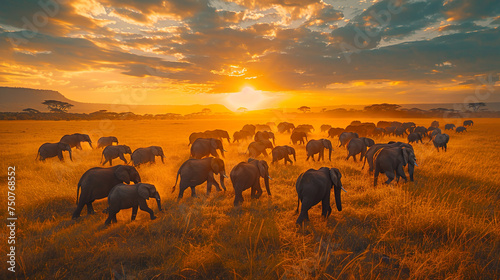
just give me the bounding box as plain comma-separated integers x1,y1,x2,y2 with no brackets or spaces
373,147,417,186
230,159,271,206
37,142,72,161
60,133,93,150
172,157,227,200
191,138,226,159
101,145,132,166
271,145,296,165
295,167,346,224
456,126,467,133
131,146,165,166
433,133,450,152
97,136,118,148
105,183,162,226
247,140,273,158
407,132,423,144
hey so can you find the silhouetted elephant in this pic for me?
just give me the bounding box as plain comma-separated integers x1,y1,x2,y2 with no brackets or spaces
456,126,467,133
306,139,333,161
377,121,392,128
290,131,308,145
430,120,439,128
230,159,271,206
254,131,275,145
463,120,473,127
444,124,456,130
72,165,141,219
101,145,132,166
295,124,314,133
255,124,272,132
295,167,346,224
320,124,332,132
188,132,206,146
37,142,72,161
248,140,273,157
105,183,162,225
97,136,118,148
328,127,344,138
233,130,253,143
407,132,423,144
414,126,427,136
131,146,165,166
271,145,296,165
427,128,442,140
277,122,295,133
205,129,231,143
394,127,407,137
172,157,227,200
433,134,449,152
60,133,93,150
338,132,358,147
374,146,417,186
346,137,374,162
191,138,225,159
241,124,256,136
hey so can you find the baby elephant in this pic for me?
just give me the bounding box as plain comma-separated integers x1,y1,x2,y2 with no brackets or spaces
230,159,271,206
105,183,162,226
97,136,118,148
101,145,132,166
37,142,72,161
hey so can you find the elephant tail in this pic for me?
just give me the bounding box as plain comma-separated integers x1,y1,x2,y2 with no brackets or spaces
100,153,104,164
76,184,81,205
295,198,300,215
172,170,181,193
35,151,39,161
361,154,367,170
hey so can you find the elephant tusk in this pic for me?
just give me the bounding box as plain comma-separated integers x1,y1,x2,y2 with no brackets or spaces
223,174,228,178
223,149,227,152
341,186,347,193
268,176,273,180
414,162,419,167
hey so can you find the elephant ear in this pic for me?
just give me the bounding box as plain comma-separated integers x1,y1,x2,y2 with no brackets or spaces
138,184,151,200
257,160,268,178
286,146,295,154
329,168,340,188
401,148,409,166
323,139,332,149
210,139,218,149
211,158,221,174
115,166,131,184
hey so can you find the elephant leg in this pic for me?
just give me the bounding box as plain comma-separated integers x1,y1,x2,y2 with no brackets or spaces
374,168,380,186
131,205,138,221
76,143,82,150
212,178,222,192
252,182,263,199
285,155,292,165
72,202,86,219
320,151,324,161
105,211,116,226
87,202,95,215
119,154,127,164
408,164,414,182
321,195,332,218
58,152,64,161
190,186,197,197
385,171,395,185
178,181,189,199
102,157,109,166
109,158,113,165
296,198,313,224
234,190,244,206
139,199,156,220
353,154,357,162
397,165,407,183
346,153,350,161
306,155,310,161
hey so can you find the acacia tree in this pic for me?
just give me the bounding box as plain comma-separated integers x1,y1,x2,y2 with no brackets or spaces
468,102,486,112
298,106,311,113
237,107,248,113
201,108,212,115
364,103,401,112
42,100,74,113
22,108,40,114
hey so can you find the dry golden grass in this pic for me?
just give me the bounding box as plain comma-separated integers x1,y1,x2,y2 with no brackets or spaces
0,117,499,279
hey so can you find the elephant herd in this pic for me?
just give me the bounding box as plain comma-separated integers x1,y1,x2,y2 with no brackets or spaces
36,119,475,225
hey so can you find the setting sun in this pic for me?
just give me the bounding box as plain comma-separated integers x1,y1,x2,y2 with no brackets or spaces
225,86,269,111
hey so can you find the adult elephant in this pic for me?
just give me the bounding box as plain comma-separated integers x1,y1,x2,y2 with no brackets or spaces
241,124,256,136
414,126,427,136
433,133,450,152
463,120,474,127
306,139,333,161
320,124,332,133
188,132,206,146
233,130,253,143
394,127,407,137
205,129,231,144
456,126,467,133
271,145,296,165
101,145,132,166
96,136,118,148
363,142,416,181
373,127,385,137
254,131,275,145
296,124,314,133
295,167,346,224
427,128,442,140
338,132,358,147
131,146,165,166
60,133,93,150
407,132,423,144
255,124,272,132
430,120,439,128
402,122,416,133
328,127,344,138
290,131,308,145
444,124,456,130
231,159,271,206
72,165,141,219
385,126,396,136
37,142,72,161
172,157,227,200
277,122,295,133
105,183,162,226
248,140,273,157
191,138,225,159
377,121,392,128
374,147,417,186
346,137,374,162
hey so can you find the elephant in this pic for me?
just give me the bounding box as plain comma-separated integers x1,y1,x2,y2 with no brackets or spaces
306,139,333,161
36,142,72,161
351,120,362,126
373,127,385,137
233,130,253,143
72,165,141,219
377,121,392,128
255,124,273,132
188,132,206,146
296,124,314,133
271,145,296,165
101,145,132,166
407,132,423,144
328,127,344,138
394,127,407,137
131,146,165,166
373,146,417,186
362,142,416,181
431,120,439,128
338,132,359,147
414,126,427,136
242,124,256,135
191,138,225,159
248,140,273,157
291,131,308,145
105,183,162,226
277,122,295,133
346,137,374,162
205,129,231,144
402,122,416,132
456,126,467,133
427,128,442,140
444,124,456,130
384,126,397,136
96,136,118,148
172,157,227,200
295,167,346,224
320,124,332,132
463,120,474,127
433,133,450,152
60,133,93,150
254,131,275,145
230,159,271,206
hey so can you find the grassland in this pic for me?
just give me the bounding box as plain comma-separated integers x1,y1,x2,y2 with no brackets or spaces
0,117,499,279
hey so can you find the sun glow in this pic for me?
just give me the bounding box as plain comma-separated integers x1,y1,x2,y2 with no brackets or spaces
225,86,268,111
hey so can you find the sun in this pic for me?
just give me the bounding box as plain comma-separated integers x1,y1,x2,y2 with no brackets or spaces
225,86,268,111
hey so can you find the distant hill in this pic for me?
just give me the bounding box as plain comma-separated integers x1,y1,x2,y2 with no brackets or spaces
0,87,231,114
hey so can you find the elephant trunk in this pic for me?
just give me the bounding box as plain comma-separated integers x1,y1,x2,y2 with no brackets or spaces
292,151,296,162
333,184,342,211
154,192,162,211
220,148,225,158
328,148,332,161
88,141,93,149
160,154,165,164
68,149,73,161
264,174,271,196
220,172,227,191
